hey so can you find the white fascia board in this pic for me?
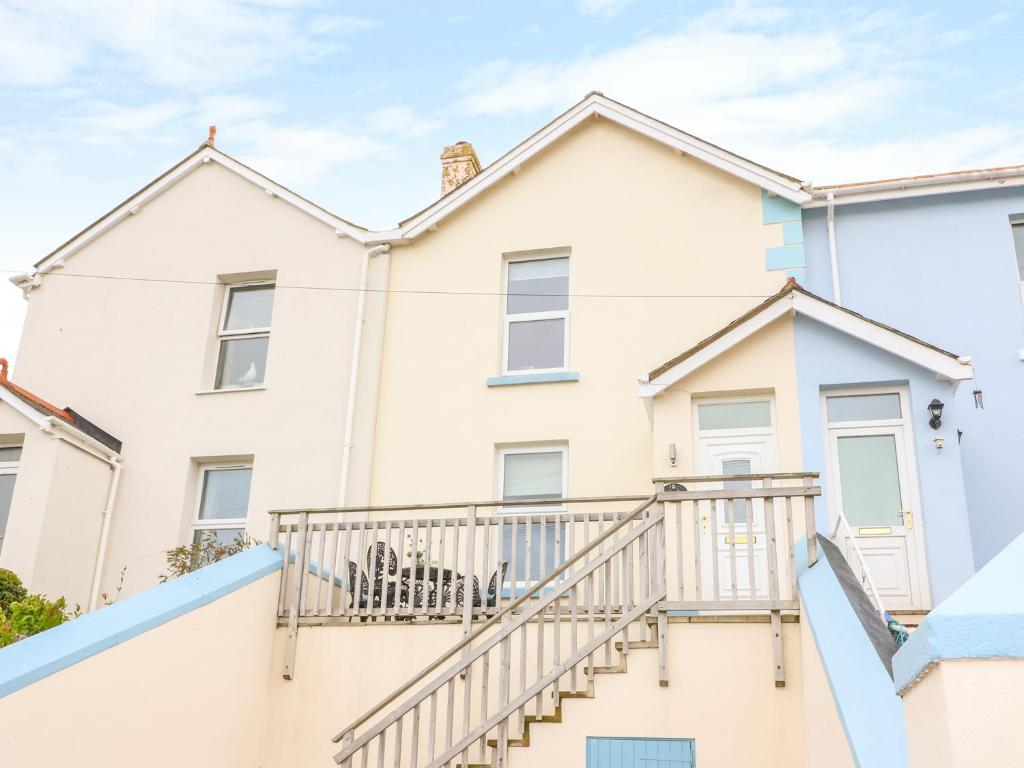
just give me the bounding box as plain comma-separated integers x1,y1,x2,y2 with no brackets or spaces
643,295,794,394
805,170,1024,208
587,99,809,203
399,95,808,240
33,147,370,276
0,389,50,431
791,292,974,381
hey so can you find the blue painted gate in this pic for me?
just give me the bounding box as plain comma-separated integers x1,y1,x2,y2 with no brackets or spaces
586,737,695,767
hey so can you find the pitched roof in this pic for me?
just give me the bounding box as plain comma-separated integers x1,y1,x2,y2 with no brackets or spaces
641,279,973,396
0,359,121,453
806,163,1024,207
392,92,811,240
20,143,371,281
12,93,813,287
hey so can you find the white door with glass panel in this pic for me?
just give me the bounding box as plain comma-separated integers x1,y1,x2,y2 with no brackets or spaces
498,446,567,591
694,399,778,601
824,389,928,610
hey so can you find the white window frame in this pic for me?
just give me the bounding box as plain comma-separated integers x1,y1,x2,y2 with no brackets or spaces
501,254,570,375
1011,220,1024,309
191,462,253,543
0,446,21,553
496,444,568,516
694,394,776,438
214,280,275,390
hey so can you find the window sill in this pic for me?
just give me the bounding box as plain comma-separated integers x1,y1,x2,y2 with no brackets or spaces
195,386,267,396
486,372,580,387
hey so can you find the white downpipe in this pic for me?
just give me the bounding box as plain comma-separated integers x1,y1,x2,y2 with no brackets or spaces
826,191,842,305
88,457,123,611
338,244,391,507
831,510,887,622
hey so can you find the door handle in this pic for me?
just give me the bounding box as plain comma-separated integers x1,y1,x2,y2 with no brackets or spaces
902,509,913,530
701,513,709,534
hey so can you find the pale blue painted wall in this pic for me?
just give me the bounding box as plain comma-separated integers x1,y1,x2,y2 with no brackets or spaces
802,188,1024,569
793,316,974,604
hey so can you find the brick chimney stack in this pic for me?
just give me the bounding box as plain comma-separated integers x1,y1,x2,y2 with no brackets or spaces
440,141,481,195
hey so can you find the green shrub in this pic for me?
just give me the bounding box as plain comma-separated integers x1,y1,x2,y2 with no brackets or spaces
0,594,77,649
0,568,27,615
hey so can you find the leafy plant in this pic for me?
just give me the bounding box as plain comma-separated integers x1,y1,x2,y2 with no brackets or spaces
0,568,27,615
159,531,259,583
0,594,78,648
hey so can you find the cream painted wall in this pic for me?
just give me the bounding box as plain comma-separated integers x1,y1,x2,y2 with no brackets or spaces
260,619,849,768
903,659,1024,768
0,405,112,607
798,612,856,768
373,119,790,506
0,571,279,767
13,162,385,598
651,314,801,478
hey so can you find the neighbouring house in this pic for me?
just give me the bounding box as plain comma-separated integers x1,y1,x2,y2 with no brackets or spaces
0,93,1018,768
800,170,1024,570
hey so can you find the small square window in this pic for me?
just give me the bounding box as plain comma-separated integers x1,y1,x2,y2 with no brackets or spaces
503,256,569,374
192,465,252,545
214,283,274,390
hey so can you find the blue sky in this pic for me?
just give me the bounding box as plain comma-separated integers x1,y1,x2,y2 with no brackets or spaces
1,0,1022,361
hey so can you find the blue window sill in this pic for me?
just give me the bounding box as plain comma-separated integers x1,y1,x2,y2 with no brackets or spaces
486,372,580,387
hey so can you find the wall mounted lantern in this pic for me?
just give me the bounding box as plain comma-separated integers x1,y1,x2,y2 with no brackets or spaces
927,399,944,430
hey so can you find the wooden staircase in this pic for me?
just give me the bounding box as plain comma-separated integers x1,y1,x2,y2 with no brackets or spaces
331,496,667,768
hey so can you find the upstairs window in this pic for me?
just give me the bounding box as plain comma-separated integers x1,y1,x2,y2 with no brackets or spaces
503,255,569,374
192,464,252,546
0,445,21,554
215,283,274,389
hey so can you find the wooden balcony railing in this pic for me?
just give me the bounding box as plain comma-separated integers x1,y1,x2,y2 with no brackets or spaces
268,473,820,682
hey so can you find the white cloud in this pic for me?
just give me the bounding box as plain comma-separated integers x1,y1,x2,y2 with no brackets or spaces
230,121,388,186
578,0,635,18
0,1,378,89
368,106,447,139
455,2,1024,184
79,100,191,133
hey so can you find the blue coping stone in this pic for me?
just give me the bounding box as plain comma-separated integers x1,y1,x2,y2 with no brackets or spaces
0,544,283,699
761,190,802,224
486,372,580,387
893,532,1024,693
765,245,806,271
797,537,908,767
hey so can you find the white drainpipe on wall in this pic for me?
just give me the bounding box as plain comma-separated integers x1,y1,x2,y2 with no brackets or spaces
88,457,123,611
826,191,842,305
338,243,391,507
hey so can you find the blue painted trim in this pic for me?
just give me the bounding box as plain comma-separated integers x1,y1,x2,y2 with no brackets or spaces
486,372,580,387
765,245,806,271
893,532,1024,693
0,545,283,699
761,189,801,224
797,537,908,767
782,221,804,245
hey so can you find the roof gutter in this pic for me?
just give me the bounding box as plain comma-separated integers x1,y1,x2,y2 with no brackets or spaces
338,243,391,507
807,166,1024,207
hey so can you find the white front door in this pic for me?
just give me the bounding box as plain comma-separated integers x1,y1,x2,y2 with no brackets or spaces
824,388,929,610
694,397,778,601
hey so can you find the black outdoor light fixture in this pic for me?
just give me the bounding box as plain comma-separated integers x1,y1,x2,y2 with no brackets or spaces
928,399,944,430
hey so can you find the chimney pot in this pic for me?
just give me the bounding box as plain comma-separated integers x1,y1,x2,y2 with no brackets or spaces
440,141,481,195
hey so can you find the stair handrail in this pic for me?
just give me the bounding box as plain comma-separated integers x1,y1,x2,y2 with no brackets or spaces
331,494,659,746
830,510,887,622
